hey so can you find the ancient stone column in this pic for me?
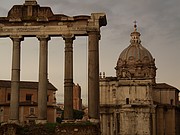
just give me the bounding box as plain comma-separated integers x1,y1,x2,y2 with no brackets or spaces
63,34,75,120
88,31,100,122
36,35,50,124
9,36,24,123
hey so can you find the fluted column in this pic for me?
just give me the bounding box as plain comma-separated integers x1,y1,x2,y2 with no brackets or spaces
63,34,75,120
36,35,50,124
9,36,24,123
88,31,100,122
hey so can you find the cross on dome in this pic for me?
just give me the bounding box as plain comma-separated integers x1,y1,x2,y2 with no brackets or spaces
130,21,141,44
133,20,137,32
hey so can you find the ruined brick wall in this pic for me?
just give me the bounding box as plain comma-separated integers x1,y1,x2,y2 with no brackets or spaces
0,124,19,135
0,123,100,135
56,124,100,135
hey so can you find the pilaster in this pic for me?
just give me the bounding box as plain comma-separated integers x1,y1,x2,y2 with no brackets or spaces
151,105,157,135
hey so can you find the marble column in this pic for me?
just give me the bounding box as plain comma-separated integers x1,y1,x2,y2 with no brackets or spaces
63,34,75,120
37,35,49,124
88,31,100,121
9,36,24,123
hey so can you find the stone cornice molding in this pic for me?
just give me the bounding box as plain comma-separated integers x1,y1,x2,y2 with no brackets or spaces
0,2,106,37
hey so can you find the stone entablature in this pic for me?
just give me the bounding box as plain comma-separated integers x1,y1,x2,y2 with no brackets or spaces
0,3,106,37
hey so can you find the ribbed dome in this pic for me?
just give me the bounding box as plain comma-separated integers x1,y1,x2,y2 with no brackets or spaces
115,23,156,82
119,44,154,63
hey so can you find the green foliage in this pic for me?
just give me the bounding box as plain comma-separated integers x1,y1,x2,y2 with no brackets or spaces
60,121,93,126
61,109,85,120
56,107,62,111
44,123,57,133
56,117,63,123
73,109,85,119
17,123,57,135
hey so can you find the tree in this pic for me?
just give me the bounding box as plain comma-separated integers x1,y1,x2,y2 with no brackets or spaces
60,109,85,120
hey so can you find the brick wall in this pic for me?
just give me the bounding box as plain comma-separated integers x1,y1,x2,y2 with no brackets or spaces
56,124,100,135
0,123,101,135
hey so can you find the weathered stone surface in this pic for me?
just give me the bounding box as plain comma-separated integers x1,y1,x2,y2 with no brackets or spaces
0,2,107,37
0,123,100,135
56,124,100,135
0,124,20,135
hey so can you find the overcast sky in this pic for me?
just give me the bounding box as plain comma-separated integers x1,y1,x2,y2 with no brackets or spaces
0,0,180,104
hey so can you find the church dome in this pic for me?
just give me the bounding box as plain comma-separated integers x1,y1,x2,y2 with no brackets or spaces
115,23,156,82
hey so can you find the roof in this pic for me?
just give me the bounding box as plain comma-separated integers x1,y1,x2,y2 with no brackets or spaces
0,101,55,107
153,83,179,91
0,80,57,91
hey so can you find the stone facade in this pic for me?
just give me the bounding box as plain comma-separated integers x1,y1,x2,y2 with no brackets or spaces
100,24,180,135
0,80,57,124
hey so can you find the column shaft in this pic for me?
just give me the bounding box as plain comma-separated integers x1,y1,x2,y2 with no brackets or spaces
88,31,100,120
9,36,23,122
63,35,74,120
37,35,49,121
